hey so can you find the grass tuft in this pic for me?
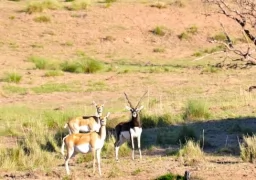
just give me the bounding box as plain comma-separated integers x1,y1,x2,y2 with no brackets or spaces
25,0,61,14
1,72,22,83
183,99,210,121
178,140,204,165
240,135,256,163
33,15,51,23
60,56,103,73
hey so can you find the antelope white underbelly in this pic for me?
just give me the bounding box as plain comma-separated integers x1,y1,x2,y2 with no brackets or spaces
130,127,142,137
75,143,91,153
79,126,90,132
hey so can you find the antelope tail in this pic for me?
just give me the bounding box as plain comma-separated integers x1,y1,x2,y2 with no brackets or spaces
61,135,68,156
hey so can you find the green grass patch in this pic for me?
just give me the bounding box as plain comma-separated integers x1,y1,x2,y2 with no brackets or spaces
44,70,64,77
31,83,81,94
183,99,210,121
151,26,167,36
61,56,103,73
1,72,22,83
155,173,185,180
2,85,27,95
28,56,58,70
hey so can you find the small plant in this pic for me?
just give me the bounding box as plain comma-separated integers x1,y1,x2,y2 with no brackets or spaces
240,135,256,163
155,173,184,180
178,32,190,40
33,15,51,23
152,26,166,36
178,140,204,165
68,0,91,10
150,1,167,9
60,57,103,73
25,0,61,14
212,32,227,41
2,72,22,83
183,99,210,121
186,25,198,35
28,56,57,70
153,47,165,53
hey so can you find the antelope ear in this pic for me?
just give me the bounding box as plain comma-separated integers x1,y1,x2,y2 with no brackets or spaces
106,112,110,118
137,106,144,111
92,101,97,106
125,106,132,111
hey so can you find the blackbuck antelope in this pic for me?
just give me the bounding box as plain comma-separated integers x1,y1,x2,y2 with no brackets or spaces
114,92,147,161
64,101,104,134
61,112,110,176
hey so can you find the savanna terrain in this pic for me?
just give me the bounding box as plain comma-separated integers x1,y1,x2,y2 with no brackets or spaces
0,0,256,179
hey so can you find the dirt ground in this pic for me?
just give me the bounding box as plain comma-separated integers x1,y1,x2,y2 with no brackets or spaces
1,0,256,179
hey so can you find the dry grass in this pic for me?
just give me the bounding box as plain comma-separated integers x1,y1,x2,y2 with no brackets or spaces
178,140,204,165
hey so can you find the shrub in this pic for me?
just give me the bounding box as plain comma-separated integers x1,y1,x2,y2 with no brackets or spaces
155,173,184,180
240,135,256,163
186,25,198,35
33,15,51,23
2,72,22,83
150,1,167,9
25,0,61,14
178,140,204,165
212,32,227,41
178,32,190,40
28,56,58,70
61,57,103,73
183,99,210,121
68,0,91,10
152,26,166,36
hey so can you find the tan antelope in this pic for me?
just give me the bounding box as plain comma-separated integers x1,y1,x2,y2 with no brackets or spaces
64,101,104,134
114,92,147,161
61,112,110,176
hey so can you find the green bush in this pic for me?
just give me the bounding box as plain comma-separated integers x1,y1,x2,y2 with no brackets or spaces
152,26,166,36
28,56,58,70
61,57,103,73
155,173,184,180
183,99,210,121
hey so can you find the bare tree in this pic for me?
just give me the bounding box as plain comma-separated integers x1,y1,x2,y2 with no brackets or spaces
203,0,256,91
204,0,256,65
